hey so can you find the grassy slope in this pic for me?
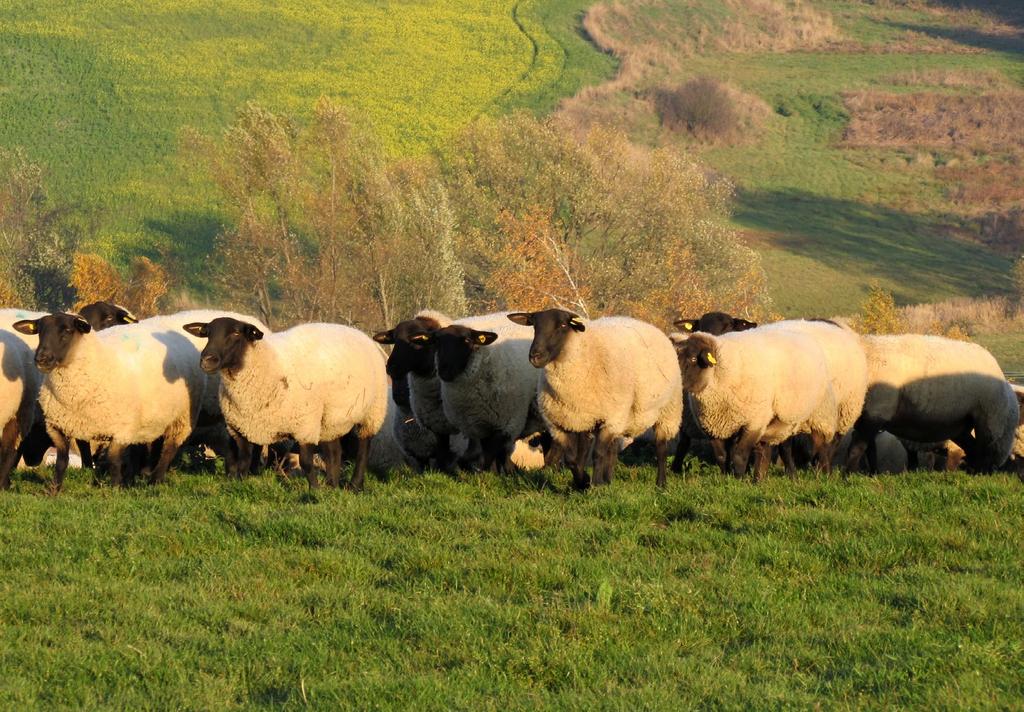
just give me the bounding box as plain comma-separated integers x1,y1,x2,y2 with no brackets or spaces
0,0,613,268
551,0,1024,316
1,465,1021,708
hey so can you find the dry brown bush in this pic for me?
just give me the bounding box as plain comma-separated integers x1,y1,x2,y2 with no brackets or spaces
900,295,1024,336
70,253,170,318
654,77,769,142
717,0,840,52
843,91,1024,151
883,68,1010,89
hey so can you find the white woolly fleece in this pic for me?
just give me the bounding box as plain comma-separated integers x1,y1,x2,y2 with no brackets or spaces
439,312,539,443
860,334,1018,464
37,322,205,446
0,328,41,442
219,323,387,446
686,327,835,445
539,316,682,444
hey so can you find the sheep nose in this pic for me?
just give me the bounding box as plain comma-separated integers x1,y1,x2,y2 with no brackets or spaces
34,353,56,371
529,351,546,367
200,355,221,373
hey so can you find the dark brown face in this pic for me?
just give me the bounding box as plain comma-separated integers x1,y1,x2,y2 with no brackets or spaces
507,309,585,368
78,301,137,331
674,311,756,336
675,333,719,393
373,316,444,407
183,317,263,374
12,313,92,372
431,325,498,382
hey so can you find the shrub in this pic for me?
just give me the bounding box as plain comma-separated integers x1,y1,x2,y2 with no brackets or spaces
655,77,741,140
70,253,170,318
855,284,905,334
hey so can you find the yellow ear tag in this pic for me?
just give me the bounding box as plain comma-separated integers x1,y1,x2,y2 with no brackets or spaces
684,323,693,331
707,353,717,365
477,334,488,344
411,334,429,342
569,318,582,327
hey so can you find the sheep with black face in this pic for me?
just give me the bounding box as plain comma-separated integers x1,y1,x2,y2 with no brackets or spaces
77,301,137,331
183,317,387,491
420,313,542,473
13,313,205,489
509,309,682,490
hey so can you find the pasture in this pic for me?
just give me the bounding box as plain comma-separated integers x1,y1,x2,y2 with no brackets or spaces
1,464,1021,708
0,0,613,263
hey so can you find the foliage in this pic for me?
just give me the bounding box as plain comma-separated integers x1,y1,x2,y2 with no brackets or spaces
854,284,905,334
1013,255,1024,303
655,77,741,140
70,253,170,318
0,466,1022,707
189,100,466,330
0,148,81,310
445,114,771,326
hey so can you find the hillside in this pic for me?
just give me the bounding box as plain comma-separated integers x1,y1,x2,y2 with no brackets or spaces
0,0,613,264
557,0,1024,315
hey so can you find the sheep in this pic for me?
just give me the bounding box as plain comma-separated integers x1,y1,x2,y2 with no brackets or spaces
848,334,1018,473
0,328,41,488
668,311,759,474
757,319,868,470
145,309,271,476
508,309,682,489
77,301,137,331
0,309,50,467
675,326,836,480
373,310,462,470
12,313,205,489
836,431,908,473
183,317,387,491
1007,384,1024,481
425,312,543,474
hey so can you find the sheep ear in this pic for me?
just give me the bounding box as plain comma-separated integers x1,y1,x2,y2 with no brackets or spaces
698,349,717,368
410,333,432,344
117,307,138,324
244,325,264,341
12,319,37,335
507,312,533,326
183,322,209,338
674,319,697,332
373,330,395,344
733,318,756,331
568,316,585,332
73,317,91,334
474,331,498,346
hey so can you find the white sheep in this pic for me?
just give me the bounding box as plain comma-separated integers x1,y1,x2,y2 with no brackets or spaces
508,309,682,489
428,312,543,473
0,309,49,468
675,325,836,480
13,313,206,489
850,334,1018,472
758,319,868,469
0,328,41,488
183,318,387,491
145,309,271,475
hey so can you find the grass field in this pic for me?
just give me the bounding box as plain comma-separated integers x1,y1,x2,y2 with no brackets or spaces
559,0,1024,315
1,463,1022,708
0,0,613,265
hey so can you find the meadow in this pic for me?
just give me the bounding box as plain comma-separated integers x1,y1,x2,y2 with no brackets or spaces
560,0,1024,315
0,0,613,263
0,463,1021,708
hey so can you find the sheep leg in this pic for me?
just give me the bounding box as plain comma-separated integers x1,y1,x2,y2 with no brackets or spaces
811,432,833,472
107,443,127,487
710,438,729,472
778,439,797,475
76,439,94,470
299,443,320,489
731,429,761,479
347,436,370,493
557,430,590,491
671,431,691,474
48,428,71,493
655,437,670,488
593,431,619,486
0,418,20,490
845,421,876,474
431,435,455,473
906,449,920,470
229,431,252,480
752,443,771,482
322,439,343,487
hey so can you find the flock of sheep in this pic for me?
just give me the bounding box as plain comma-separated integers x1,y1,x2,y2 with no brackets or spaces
1,300,1022,493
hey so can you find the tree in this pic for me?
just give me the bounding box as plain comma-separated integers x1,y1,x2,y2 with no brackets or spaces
70,253,169,317
0,148,82,309
855,284,904,335
444,114,771,326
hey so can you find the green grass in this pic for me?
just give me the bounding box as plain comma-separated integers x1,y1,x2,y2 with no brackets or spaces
0,0,613,267
1,463,1022,708
543,0,1024,316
